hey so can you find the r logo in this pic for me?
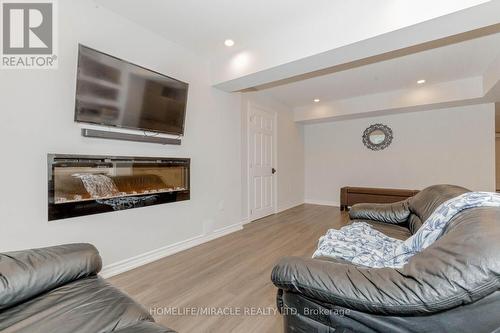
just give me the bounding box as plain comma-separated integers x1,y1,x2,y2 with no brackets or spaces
2,2,53,54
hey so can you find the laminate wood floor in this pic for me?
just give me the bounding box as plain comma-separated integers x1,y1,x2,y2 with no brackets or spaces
108,204,349,333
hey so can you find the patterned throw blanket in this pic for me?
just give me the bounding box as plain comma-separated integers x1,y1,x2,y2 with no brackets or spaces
313,192,500,268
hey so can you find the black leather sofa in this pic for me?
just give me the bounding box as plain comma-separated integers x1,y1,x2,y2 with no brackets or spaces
272,185,500,332
0,243,175,333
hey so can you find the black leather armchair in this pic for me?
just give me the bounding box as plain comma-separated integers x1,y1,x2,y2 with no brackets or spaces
272,185,500,332
0,244,175,333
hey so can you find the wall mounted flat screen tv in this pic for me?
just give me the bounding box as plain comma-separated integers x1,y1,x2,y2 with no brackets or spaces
75,45,189,136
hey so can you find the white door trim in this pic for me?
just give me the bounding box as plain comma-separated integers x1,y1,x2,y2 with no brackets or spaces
247,101,278,223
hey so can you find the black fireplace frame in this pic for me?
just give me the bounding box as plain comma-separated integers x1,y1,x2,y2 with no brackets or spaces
48,154,190,221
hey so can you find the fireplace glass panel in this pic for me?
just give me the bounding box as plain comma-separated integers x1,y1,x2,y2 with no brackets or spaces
48,155,190,220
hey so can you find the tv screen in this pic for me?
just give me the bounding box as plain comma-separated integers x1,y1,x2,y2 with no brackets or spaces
75,45,188,135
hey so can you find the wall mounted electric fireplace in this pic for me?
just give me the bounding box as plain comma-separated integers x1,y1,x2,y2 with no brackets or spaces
48,154,190,221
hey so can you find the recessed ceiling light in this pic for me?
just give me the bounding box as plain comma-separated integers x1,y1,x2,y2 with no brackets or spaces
224,39,235,47
314,98,320,103
417,79,426,84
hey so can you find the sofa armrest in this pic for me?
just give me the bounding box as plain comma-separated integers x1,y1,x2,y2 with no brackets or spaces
271,253,497,315
0,243,102,310
349,200,410,224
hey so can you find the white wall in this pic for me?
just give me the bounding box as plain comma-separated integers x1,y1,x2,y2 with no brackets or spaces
0,1,242,268
304,104,495,205
240,92,304,221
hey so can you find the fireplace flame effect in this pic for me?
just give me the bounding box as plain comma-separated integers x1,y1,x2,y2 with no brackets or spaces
54,172,187,204
74,174,120,198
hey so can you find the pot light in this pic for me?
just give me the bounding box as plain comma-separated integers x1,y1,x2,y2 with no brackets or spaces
314,98,320,103
417,79,426,84
224,39,235,47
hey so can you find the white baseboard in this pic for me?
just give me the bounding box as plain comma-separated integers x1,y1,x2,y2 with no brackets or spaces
100,222,243,278
242,202,304,225
277,201,304,213
304,199,340,207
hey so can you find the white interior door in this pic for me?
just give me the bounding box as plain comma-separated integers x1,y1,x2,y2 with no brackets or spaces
249,105,276,221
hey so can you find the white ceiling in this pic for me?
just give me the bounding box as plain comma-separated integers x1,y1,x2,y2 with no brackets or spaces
94,0,490,59
93,0,499,113
260,32,500,107
94,0,333,56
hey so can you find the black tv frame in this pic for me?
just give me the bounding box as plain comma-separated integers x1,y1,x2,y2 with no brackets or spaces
74,44,189,136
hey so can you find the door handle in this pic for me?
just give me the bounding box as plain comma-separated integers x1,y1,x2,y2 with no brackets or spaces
272,168,276,174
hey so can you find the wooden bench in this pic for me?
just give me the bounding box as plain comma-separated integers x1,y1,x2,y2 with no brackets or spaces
340,186,419,211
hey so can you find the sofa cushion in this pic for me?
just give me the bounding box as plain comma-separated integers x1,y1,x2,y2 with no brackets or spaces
0,244,102,311
0,276,154,333
349,200,410,225
407,215,422,234
281,289,500,333
408,184,469,222
365,220,411,240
